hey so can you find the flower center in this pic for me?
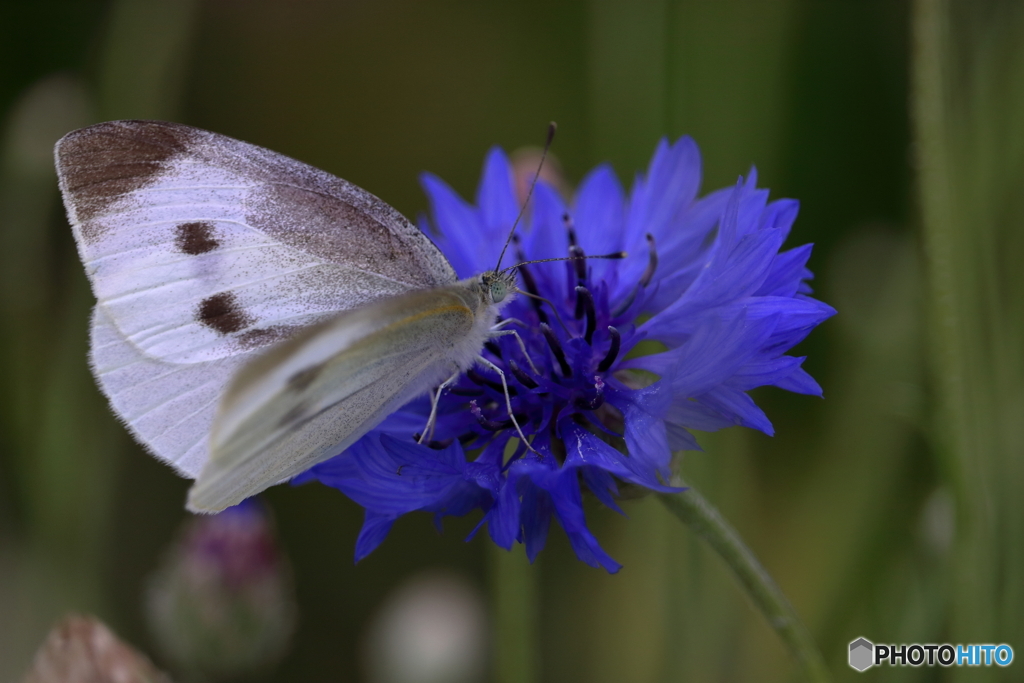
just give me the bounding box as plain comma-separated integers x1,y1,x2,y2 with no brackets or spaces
421,223,659,463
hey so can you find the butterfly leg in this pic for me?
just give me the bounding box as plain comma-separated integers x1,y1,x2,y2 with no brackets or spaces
476,356,537,453
418,371,461,444
488,326,540,374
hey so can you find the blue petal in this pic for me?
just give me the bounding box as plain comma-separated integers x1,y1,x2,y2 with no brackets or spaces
621,390,675,486
482,475,522,550
728,355,807,391
665,422,702,451
646,292,834,349
544,467,622,573
581,466,625,515
355,512,396,562
297,448,360,485
615,138,710,301
644,230,786,343
735,295,836,331
573,165,625,283
756,244,814,298
521,182,570,299
632,310,778,397
773,366,824,396
513,453,622,572
759,198,800,241
625,137,702,247
476,147,519,236
518,475,553,562
698,227,788,307
734,175,771,242
695,386,775,435
666,398,739,433
317,436,465,515
420,173,488,277
561,416,677,492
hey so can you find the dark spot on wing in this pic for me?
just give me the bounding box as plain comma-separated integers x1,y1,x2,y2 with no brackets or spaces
287,363,324,393
196,292,253,335
278,402,310,429
55,121,198,240
175,221,219,254
237,324,302,351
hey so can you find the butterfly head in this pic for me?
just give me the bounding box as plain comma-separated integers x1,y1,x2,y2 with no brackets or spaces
480,270,516,306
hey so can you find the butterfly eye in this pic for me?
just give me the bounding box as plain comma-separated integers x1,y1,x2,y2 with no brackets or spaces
490,280,507,303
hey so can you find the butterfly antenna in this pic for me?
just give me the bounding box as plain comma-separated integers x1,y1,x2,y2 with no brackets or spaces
501,251,627,275
495,121,557,271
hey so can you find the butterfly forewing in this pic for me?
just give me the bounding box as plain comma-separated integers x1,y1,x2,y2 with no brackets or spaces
188,288,480,512
57,120,457,476
57,120,456,363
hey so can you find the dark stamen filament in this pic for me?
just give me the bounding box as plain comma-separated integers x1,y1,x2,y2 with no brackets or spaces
409,436,453,450
540,323,573,377
467,369,518,396
484,341,502,358
570,244,587,281
610,235,658,317
509,360,539,389
640,233,658,287
598,326,621,372
516,263,549,325
563,213,578,246
575,286,596,344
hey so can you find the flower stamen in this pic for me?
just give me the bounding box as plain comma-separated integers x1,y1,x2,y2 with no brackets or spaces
640,233,658,287
598,326,621,372
570,244,587,282
575,286,597,344
514,259,549,325
563,212,578,247
467,369,518,397
540,323,573,377
611,234,659,317
469,400,509,431
508,360,539,389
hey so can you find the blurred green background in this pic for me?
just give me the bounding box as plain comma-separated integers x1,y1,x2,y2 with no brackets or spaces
1,0,1021,681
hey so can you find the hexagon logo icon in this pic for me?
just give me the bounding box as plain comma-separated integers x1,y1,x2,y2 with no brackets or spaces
849,638,874,671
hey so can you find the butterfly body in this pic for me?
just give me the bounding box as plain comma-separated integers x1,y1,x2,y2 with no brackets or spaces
56,120,511,511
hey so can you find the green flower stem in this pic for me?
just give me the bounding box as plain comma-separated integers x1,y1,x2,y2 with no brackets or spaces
492,542,538,683
659,483,831,683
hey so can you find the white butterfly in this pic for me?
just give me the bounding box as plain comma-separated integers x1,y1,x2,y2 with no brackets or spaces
56,120,520,513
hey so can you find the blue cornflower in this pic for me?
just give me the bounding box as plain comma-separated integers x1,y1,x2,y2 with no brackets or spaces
296,137,836,572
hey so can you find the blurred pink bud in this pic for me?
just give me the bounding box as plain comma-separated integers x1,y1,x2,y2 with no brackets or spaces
145,501,296,681
510,147,570,204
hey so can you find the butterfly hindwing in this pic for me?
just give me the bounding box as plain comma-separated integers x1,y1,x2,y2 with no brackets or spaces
188,287,480,511
89,306,244,477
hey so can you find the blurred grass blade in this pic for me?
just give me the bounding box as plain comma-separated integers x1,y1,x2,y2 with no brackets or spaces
492,543,538,683
660,486,831,683
97,0,200,121
0,0,199,677
913,0,1024,673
